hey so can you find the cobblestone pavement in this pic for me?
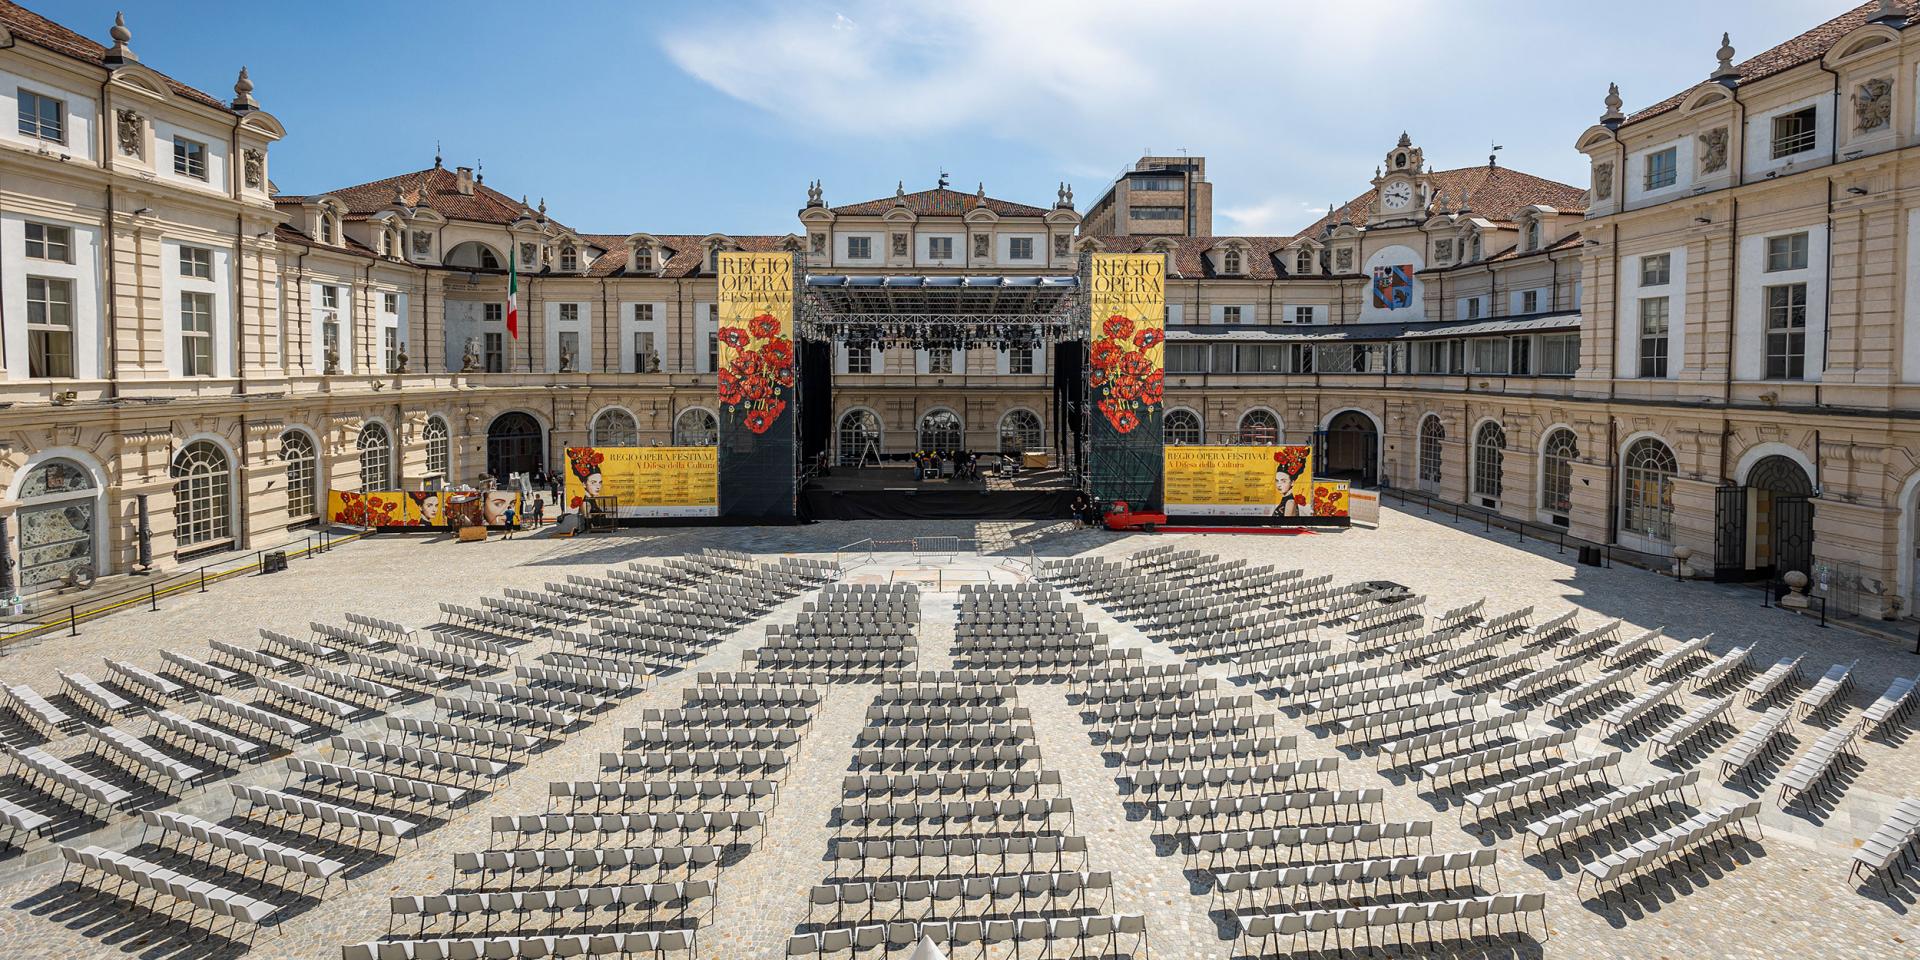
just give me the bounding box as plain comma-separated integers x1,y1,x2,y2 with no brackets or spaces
0,510,1911,958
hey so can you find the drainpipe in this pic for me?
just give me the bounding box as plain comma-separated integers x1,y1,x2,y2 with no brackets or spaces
600,279,612,374
97,73,118,396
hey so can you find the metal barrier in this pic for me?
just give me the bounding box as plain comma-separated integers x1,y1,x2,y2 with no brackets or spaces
1,528,363,645
1377,486,1675,574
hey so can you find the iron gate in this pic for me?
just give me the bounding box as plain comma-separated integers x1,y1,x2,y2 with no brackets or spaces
1773,495,1814,580
1713,484,1747,582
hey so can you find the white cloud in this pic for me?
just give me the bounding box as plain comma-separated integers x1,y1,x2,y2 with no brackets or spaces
1218,197,1328,237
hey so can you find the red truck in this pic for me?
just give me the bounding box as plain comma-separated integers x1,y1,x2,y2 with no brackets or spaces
1101,500,1167,532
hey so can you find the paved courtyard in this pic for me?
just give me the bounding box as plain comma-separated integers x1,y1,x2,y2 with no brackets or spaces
0,506,1913,959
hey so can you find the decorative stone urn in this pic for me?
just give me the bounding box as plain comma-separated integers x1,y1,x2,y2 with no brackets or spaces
1781,570,1810,609
1671,545,1694,580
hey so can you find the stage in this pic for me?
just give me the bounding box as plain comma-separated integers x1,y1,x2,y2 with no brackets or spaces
799,464,1079,521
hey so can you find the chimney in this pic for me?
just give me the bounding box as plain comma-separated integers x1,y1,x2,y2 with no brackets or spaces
455,166,474,196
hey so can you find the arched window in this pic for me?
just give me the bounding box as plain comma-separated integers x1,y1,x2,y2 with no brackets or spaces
1237,409,1280,444
1418,415,1445,490
1164,409,1204,446
1222,248,1242,274
1541,428,1578,513
1525,220,1541,251
171,441,231,547
423,416,450,478
918,410,963,457
280,429,318,520
1622,437,1678,541
559,245,578,272
357,422,392,490
674,408,718,446
591,407,639,446
15,457,100,589
319,213,335,245
1295,249,1313,275
838,409,882,464
1473,421,1506,499
998,410,1043,453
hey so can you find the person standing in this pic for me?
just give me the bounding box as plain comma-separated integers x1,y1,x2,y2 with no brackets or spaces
502,503,517,538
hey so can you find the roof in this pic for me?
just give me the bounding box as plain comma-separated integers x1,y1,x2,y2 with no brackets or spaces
829,187,1053,218
1297,165,1589,237
582,235,792,279
1168,310,1582,343
288,165,567,231
272,222,381,259
1080,235,1304,279
1626,2,1907,126
0,1,230,111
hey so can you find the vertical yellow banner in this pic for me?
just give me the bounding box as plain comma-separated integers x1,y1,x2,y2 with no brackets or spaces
716,252,796,434
1087,254,1166,435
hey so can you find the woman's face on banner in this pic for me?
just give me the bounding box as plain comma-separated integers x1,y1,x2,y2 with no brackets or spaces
483,492,515,524
419,495,441,523
1275,468,1292,493
585,473,604,497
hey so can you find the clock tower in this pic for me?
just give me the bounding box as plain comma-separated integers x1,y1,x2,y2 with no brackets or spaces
1368,132,1430,226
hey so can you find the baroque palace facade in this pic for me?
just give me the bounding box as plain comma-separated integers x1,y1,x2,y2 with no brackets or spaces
3,1,1920,619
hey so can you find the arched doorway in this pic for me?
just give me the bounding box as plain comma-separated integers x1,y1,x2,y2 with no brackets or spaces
486,412,544,482
837,409,882,466
918,410,963,458
1747,454,1814,579
1323,411,1379,486
13,456,102,591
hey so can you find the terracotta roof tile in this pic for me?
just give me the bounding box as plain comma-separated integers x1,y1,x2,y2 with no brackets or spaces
273,222,381,260
1079,235,1303,279
292,165,570,231
584,235,793,279
830,187,1053,218
1624,2,1906,126
0,1,230,111
1296,165,1588,237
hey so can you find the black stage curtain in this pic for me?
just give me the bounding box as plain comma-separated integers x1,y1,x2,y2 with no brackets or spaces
801,488,1076,521
1052,341,1084,475
798,339,833,466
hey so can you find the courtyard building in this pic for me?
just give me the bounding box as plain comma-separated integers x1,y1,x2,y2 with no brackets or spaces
0,1,1917,623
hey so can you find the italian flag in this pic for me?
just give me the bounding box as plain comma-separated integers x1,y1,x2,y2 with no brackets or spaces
506,255,519,340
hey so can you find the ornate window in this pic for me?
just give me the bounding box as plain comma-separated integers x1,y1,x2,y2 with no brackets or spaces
15,457,98,589
1295,249,1313,274
424,416,450,478
1237,409,1280,444
837,409,882,464
1222,248,1242,274
998,410,1043,453
918,409,963,456
674,408,718,446
357,422,392,490
559,246,578,271
1418,415,1445,489
1621,437,1677,541
280,429,318,520
1472,421,1506,500
171,441,231,547
1164,409,1204,446
591,407,639,446
1541,428,1577,514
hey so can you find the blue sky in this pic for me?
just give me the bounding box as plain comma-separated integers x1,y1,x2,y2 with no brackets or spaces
45,1,1863,236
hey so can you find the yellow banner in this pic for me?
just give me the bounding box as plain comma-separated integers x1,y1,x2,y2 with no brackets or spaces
716,252,795,434
327,489,520,528
1087,253,1165,435
1163,445,1314,516
563,446,719,518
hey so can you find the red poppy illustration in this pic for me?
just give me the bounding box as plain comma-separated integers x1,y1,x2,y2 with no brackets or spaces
1109,374,1142,402
717,370,744,405
743,408,773,433
761,338,793,367
718,309,794,434
743,374,772,401
1141,369,1164,405
1133,327,1164,351
748,313,781,339
1103,314,1134,339
718,327,750,349
1091,340,1124,370
1088,310,1163,435
1273,446,1309,477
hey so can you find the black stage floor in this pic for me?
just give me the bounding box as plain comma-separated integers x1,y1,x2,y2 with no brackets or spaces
801,465,1078,520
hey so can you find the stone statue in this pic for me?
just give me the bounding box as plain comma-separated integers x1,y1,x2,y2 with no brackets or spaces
243,148,265,189
116,109,142,158
806,180,823,206
395,342,411,374
323,346,340,375
558,346,576,373
1698,128,1729,173
1856,78,1893,132
460,336,481,373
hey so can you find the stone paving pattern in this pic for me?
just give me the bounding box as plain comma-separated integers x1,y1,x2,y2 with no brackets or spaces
0,509,1910,958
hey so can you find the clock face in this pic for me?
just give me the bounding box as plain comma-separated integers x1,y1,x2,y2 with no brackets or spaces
1382,180,1414,210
